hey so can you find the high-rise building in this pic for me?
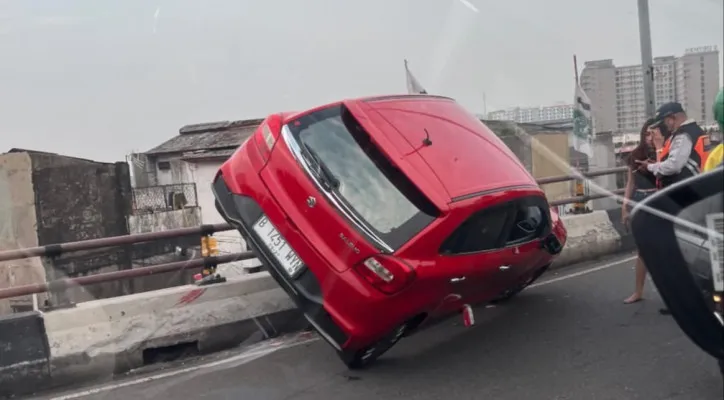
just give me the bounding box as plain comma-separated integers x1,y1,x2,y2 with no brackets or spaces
580,46,720,133
486,104,574,124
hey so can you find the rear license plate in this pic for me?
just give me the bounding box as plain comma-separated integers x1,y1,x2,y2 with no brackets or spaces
253,215,305,277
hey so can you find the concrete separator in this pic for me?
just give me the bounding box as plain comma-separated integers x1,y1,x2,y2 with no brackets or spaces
2,210,636,398
0,311,52,398
551,210,627,268
34,274,306,397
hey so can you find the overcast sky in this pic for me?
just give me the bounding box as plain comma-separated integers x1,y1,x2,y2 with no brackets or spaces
1,0,722,162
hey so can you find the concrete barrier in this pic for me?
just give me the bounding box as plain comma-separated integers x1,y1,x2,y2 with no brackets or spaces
0,311,52,398
552,210,628,268
2,209,637,397
40,273,305,392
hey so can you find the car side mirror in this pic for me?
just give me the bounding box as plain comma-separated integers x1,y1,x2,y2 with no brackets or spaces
541,233,563,255
630,167,724,363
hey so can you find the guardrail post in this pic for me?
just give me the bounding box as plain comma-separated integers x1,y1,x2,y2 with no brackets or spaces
196,226,226,286
571,179,592,214
42,245,75,312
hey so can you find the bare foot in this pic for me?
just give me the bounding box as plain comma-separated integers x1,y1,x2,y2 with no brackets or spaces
624,294,643,304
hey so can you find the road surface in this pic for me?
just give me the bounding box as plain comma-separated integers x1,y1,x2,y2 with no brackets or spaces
28,254,724,400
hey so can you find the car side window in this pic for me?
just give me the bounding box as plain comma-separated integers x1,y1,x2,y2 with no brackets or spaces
506,199,550,245
440,204,513,255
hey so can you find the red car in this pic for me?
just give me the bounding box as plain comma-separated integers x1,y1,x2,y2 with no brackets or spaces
213,94,567,369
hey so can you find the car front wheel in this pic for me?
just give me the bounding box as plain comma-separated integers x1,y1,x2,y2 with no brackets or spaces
338,324,407,370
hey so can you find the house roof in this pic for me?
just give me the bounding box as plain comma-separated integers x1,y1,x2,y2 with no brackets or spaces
145,118,264,155
145,116,572,159
180,148,237,162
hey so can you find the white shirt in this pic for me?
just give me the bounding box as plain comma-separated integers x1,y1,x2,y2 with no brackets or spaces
647,119,696,176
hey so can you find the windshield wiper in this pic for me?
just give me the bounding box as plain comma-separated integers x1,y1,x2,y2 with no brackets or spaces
299,140,340,191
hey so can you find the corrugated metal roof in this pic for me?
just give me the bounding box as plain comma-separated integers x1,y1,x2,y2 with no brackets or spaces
145,118,264,155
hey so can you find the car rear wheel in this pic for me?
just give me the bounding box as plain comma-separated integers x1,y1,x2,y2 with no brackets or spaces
338,323,407,370
491,264,550,304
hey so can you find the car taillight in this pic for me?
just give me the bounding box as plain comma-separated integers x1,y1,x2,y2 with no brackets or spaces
254,115,283,163
353,255,416,294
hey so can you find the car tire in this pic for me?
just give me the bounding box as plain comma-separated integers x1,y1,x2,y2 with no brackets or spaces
338,324,407,370
491,264,550,304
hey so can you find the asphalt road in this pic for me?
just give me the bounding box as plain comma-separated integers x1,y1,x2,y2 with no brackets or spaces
29,254,724,400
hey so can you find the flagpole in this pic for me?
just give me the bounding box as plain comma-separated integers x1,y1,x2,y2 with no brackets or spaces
572,54,586,213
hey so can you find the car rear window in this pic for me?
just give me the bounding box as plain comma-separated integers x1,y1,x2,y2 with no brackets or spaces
287,105,439,250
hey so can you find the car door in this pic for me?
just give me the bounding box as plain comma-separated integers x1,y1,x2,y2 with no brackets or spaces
495,196,553,289
430,203,518,316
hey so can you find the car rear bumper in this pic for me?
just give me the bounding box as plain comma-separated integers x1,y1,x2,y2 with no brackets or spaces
212,175,350,350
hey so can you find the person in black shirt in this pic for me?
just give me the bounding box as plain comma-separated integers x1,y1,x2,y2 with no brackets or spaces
623,118,661,304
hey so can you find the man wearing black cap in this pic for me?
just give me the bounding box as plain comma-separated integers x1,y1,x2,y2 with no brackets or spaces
634,102,708,316
635,102,707,189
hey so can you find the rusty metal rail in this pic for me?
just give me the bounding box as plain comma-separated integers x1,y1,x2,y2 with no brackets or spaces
550,189,625,206
0,223,233,263
0,253,254,300
536,166,627,185
0,166,629,301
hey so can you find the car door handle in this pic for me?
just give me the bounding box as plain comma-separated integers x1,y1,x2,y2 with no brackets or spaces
499,265,512,271
449,276,466,283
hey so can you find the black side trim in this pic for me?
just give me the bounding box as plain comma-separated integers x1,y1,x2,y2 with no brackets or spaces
362,94,453,103
451,184,538,203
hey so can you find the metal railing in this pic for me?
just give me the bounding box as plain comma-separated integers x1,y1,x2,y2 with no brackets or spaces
0,166,628,301
132,183,198,213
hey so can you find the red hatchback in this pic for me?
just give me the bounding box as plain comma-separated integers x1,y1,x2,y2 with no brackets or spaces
212,94,567,369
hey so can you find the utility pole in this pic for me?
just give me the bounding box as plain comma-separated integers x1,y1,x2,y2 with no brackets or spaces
638,0,656,118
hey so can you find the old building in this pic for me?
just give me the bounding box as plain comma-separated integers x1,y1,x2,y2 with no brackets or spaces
0,149,199,315
137,119,265,276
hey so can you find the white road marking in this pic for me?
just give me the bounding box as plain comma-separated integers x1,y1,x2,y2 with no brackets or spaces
47,335,318,400
530,255,637,289
44,256,635,399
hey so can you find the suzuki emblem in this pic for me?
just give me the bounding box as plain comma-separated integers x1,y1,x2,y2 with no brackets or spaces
306,196,316,208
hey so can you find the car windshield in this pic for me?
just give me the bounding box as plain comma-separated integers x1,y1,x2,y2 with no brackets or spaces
290,105,437,249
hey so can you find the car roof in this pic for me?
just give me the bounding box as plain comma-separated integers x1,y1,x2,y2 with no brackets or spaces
358,96,538,202
281,95,540,208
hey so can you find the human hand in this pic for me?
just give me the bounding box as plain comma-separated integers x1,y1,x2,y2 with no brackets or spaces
635,159,652,173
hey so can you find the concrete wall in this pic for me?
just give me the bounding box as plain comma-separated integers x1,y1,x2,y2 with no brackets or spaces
29,154,134,306
483,120,533,172
127,207,202,234
153,154,194,186
0,153,48,315
483,120,574,208
590,132,618,211
127,207,204,293
531,132,571,203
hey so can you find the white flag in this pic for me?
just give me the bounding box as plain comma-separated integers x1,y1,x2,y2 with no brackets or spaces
572,83,594,158
404,59,428,95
